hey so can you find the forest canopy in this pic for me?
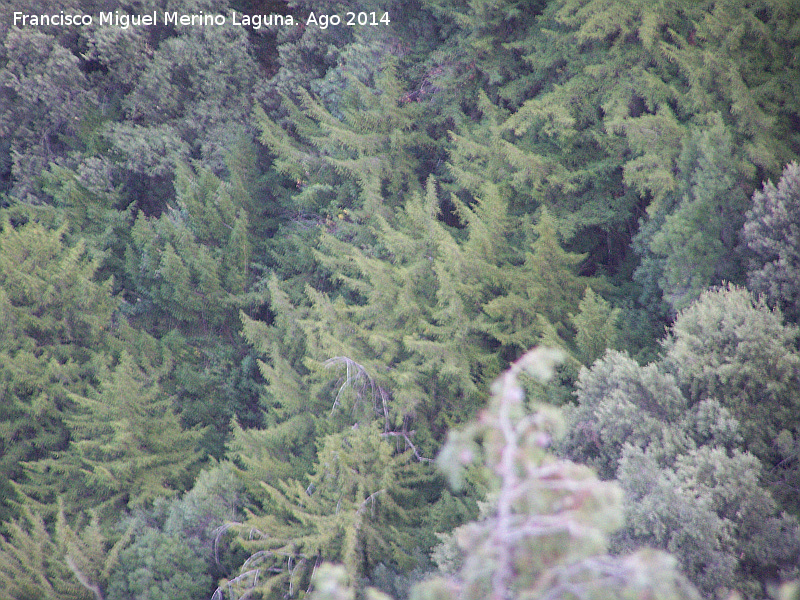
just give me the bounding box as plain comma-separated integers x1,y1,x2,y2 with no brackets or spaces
1,0,800,599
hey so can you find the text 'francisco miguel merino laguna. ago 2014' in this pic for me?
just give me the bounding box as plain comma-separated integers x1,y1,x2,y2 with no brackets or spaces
12,10,390,30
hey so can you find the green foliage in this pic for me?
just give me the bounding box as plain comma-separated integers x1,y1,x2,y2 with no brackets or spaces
125,209,226,327
105,461,244,600
664,284,800,464
643,117,751,311
311,348,701,600
0,218,117,522
616,446,800,599
0,27,97,201
119,155,268,457
105,6,263,208
3,1,800,597
25,351,205,519
255,57,432,219
247,179,612,472
479,207,591,357
0,218,116,351
223,421,435,599
562,303,800,597
123,159,265,329
426,0,800,314
561,351,699,479
571,287,620,366
0,495,133,600
234,286,321,483
0,461,244,600
165,332,265,459
37,162,136,291
56,503,134,600
242,182,491,470
0,504,92,600
743,162,800,321
106,528,210,600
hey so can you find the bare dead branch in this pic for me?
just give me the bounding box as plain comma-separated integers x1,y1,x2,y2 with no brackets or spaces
288,557,307,597
380,386,391,432
211,522,240,566
325,356,377,415
65,555,103,600
210,569,261,600
357,489,386,516
381,430,433,462
242,550,273,570
307,556,322,594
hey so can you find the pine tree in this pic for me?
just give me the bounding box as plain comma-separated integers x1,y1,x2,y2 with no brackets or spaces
241,178,612,491
234,277,322,485
255,58,432,219
124,162,257,326
479,207,591,357
124,157,264,328
56,503,134,600
424,0,800,315
242,180,494,468
120,158,268,458
37,162,137,293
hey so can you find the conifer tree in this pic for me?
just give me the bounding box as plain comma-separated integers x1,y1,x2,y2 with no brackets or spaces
479,207,591,358
234,276,322,485
0,504,92,600
570,287,620,366
241,180,491,468
124,159,264,328
25,352,205,519
743,162,800,322
221,420,434,599
118,158,267,456
426,0,800,314
37,162,136,290
242,177,615,488
56,503,134,600
0,217,117,522
64,462,242,600
116,153,269,457
643,117,750,311
255,58,432,219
